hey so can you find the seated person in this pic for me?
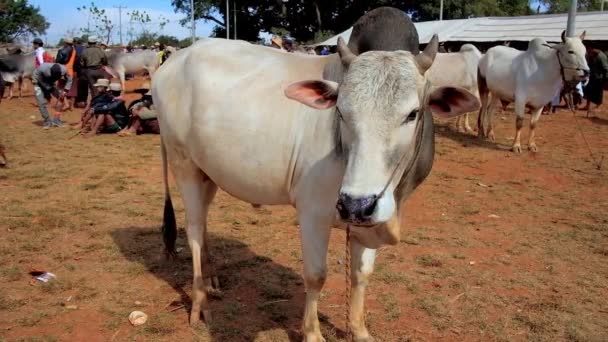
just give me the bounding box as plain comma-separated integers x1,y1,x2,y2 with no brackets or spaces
74,78,112,130
117,82,160,136
84,83,129,138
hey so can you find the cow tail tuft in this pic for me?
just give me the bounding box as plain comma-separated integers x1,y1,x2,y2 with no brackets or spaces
161,138,177,259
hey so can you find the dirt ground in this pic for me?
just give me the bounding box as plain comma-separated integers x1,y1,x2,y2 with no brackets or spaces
0,79,607,342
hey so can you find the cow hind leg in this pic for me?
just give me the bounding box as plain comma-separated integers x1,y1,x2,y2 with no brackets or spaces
298,208,333,342
349,240,377,342
172,162,218,325
476,67,490,138
486,95,500,142
512,97,526,154
528,108,542,153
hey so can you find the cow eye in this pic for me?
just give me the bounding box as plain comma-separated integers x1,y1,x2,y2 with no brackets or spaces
568,50,575,54
403,109,418,125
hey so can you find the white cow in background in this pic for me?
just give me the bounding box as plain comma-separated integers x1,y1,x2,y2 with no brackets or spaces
427,44,483,133
477,31,589,153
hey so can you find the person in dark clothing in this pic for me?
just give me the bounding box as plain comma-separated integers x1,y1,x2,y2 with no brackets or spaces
117,82,160,136
75,78,112,131
583,46,608,116
81,36,108,98
74,38,89,107
55,37,77,111
84,83,128,137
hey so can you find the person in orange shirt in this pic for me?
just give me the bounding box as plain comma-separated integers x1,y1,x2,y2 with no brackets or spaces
55,36,77,111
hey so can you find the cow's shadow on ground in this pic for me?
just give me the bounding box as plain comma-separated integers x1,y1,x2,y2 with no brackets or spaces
433,121,512,152
584,115,608,126
111,226,343,341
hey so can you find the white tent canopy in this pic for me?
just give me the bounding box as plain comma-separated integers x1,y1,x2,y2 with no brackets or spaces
314,11,608,46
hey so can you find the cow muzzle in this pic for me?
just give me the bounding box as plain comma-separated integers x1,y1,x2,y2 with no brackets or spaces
336,193,379,226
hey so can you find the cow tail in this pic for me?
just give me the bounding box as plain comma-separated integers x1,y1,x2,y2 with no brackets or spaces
477,66,489,136
161,137,177,259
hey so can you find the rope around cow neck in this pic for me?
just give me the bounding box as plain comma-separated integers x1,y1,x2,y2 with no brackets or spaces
344,225,352,341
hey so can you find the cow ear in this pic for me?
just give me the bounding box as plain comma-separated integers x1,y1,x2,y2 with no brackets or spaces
428,86,480,118
285,80,339,110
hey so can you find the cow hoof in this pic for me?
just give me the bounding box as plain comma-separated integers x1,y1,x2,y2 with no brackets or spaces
512,145,522,154
529,144,538,153
303,333,325,342
251,203,261,209
202,309,212,324
189,310,201,326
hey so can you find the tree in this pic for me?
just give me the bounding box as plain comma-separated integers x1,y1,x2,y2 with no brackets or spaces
77,2,114,44
540,0,602,13
127,10,170,46
0,0,49,43
171,0,537,43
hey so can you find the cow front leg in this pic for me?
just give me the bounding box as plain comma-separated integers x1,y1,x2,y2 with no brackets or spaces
528,108,542,152
299,212,332,342
173,165,218,326
349,240,376,342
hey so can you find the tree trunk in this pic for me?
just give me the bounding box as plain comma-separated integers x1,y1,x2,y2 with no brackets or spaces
313,1,322,30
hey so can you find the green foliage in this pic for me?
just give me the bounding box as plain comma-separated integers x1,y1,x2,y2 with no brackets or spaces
172,0,538,43
540,0,602,13
76,2,114,44
0,0,49,43
127,10,170,46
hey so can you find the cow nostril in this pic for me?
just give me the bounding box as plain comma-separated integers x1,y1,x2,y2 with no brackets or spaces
336,197,349,220
362,196,378,218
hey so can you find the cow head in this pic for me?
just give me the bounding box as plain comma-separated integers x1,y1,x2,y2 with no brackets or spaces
557,30,589,82
285,35,479,243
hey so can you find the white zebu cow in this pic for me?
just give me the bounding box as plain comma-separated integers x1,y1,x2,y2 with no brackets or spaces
427,44,482,133
477,31,589,153
0,51,35,99
153,34,479,341
106,49,159,92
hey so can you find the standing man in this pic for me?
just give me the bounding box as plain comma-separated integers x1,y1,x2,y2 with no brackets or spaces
55,37,77,111
583,45,608,117
73,38,88,108
80,36,108,98
32,63,72,129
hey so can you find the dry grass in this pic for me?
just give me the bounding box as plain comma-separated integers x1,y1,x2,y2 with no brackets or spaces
0,92,607,341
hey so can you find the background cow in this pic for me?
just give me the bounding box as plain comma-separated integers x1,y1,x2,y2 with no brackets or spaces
477,31,589,153
427,44,483,133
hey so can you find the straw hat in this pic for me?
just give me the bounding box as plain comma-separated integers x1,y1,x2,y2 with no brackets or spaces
88,36,98,44
93,78,110,87
109,83,122,92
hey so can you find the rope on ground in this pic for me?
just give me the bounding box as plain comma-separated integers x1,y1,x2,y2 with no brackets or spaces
565,92,604,170
345,225,352,341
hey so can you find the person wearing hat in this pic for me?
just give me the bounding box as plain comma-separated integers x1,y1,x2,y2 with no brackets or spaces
84,82,129,137
55,37,77,111
81,35,108,97
32,63,73,129
76,78,112,131
117,82,160,136
73,37,89,107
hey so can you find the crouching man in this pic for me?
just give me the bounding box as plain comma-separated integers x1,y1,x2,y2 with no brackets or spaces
32,63,72,129
84,83,129,138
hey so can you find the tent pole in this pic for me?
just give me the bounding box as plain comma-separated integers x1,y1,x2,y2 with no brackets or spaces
566,0,577,36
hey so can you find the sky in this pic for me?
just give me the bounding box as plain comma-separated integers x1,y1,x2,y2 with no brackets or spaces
30,0,216,45
31,0,549,46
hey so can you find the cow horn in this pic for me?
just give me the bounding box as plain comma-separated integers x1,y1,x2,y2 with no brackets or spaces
415,34,439,75
337,37,356,67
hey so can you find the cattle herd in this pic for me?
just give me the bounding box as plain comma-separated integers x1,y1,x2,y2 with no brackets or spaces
0,6,595,341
